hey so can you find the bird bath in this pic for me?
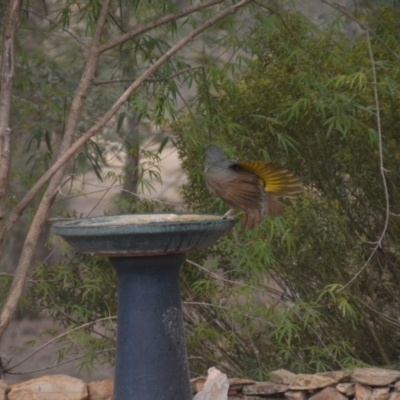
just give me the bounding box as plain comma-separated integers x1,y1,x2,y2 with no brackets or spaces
53,214,234,400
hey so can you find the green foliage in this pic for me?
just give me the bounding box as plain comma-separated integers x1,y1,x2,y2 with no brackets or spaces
11,1,400,381
29,248,117,370
174,7,400,376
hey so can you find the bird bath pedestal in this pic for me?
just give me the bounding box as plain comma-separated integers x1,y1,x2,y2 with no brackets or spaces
53,214,234,400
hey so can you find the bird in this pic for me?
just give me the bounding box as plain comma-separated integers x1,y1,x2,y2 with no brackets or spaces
204,144,302,230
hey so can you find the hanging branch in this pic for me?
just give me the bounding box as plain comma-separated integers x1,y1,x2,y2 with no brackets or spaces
340,31,390,291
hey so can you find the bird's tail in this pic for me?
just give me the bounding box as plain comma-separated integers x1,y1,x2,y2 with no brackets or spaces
241,197,284,229
241,212,260,230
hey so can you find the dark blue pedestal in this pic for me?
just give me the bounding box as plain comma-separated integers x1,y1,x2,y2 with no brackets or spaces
52,214,235,400
110,254,192,400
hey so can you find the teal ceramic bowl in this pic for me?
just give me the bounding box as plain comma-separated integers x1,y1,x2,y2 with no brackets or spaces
52,214,234,257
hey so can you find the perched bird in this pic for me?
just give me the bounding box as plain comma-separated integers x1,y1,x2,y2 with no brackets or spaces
204,144,302,229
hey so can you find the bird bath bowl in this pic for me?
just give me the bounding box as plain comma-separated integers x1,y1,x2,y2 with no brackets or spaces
53,214,234,400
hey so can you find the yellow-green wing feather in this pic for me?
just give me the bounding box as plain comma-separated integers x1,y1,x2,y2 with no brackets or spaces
237,161,302,197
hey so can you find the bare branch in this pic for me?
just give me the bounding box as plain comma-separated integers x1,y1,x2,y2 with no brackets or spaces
99,0,225,54
6,316,116,372
0,0,112,340
186,259,288,302
321,0,400,61
6,348,115,375
0,0,252,245
20,5,88,48
93,67,204,85
52,180,182,208
0,0,21,221
0,0,252,341
186,259,344,368
253,0,306,52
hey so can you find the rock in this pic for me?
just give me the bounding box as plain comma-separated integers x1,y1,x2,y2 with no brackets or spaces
0,380,6,400
87,379,113,400
309,387,347,400
228,378,255,385
395,381,400,393
227,377,255,391
191,377,207,393
285,390,308,400
318,370,351,382
352,368,400,386
193,367,229,400
289,374,337,390
371,387,390,400
270,369,297,385
389,393,400,400
336,382,355,396
243,382,288,395
7,375,88,400
355,383,372,400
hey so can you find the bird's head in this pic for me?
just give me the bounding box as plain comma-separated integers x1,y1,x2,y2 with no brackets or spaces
205,144,229,166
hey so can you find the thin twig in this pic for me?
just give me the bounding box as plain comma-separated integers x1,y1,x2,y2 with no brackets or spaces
186,259,290,303
18,4,88,48
356,298,400,329
6,316,117,371
340,31,390,291
184,301,271,325
62,177,181,207
321,0,400,61
253,0,306,52
187,258,345,367
93,67,203,85
99,0,226,54
6,347,114,375
86,175,118,217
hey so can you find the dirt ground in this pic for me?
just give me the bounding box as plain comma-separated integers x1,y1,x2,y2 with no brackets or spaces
0,315,114,385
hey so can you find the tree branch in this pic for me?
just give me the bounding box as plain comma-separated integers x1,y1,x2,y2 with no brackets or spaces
99,0,225,54
0,0,112,340
6,347,115,375
20,5,88,48
0,0,253,341
6,316,116,372
0,0,21,221
321,0,400,61
93,67,204,85
0,0,253,246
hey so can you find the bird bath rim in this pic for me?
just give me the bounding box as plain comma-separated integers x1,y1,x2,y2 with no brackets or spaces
52,213,234,257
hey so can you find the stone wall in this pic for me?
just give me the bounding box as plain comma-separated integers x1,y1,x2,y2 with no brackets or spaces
0,376,112,400
193,367,400,400
1,367,400,399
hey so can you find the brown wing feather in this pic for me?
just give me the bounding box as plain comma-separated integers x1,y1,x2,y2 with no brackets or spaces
205,163,287,229
205,168,265,213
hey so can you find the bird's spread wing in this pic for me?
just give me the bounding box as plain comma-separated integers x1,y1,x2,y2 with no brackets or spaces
237,161,302,197
205,167,264,213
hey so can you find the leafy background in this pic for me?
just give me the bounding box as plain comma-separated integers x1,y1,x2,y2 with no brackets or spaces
1,0,400,383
